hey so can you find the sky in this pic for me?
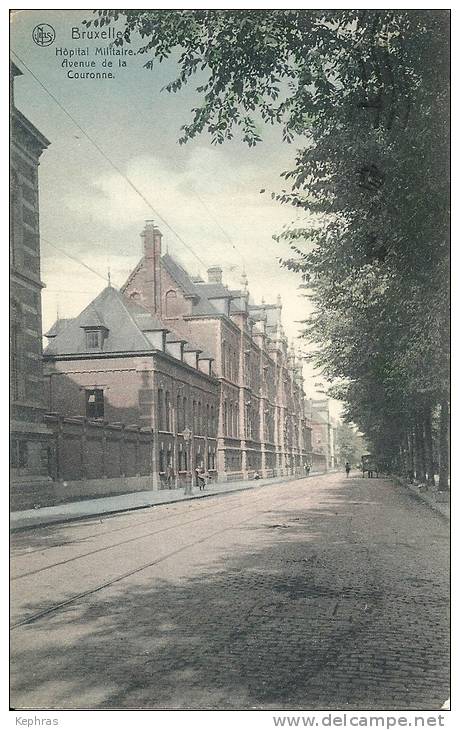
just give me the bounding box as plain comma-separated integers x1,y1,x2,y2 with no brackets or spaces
11,8,342,417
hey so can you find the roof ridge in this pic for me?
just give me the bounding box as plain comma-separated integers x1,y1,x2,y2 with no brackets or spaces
120,257,144,293
116,289,166,348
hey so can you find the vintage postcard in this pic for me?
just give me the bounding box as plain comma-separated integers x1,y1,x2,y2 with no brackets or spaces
9,6,450,721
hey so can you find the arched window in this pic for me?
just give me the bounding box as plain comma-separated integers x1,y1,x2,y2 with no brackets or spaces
229,403,233,437
165,289,180,318
235,403,239,437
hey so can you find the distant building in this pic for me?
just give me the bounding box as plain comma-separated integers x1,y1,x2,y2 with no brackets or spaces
44,222,313,488
311,399,336,470
10,62,52,504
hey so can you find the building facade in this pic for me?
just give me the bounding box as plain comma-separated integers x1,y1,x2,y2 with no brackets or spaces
44,285,219,490
121,222,312,479
10,62,53,500
44,222,313,488
311,399,336,470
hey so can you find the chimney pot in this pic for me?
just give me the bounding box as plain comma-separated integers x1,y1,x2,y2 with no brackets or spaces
207,266,223,284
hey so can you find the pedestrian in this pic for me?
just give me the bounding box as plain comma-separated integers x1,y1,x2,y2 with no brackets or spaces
166,464,175,489
345,461,351,477
254,470,260,480
195,466,206,491
304,463,311,477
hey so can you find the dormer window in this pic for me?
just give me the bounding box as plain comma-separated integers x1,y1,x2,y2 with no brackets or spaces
86,330,102,350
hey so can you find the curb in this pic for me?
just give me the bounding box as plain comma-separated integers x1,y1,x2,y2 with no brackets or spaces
10,472,329,532
394,476,450,520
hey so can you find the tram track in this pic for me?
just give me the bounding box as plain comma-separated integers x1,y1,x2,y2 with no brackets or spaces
11,491,239,555
11,478,312,577
10,489,303,630
11,476,303,556
11,491,268,581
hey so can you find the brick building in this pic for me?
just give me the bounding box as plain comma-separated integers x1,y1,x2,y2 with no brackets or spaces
44,222,313,488
44,285,219,490
10,62,53,502
311,399,336,471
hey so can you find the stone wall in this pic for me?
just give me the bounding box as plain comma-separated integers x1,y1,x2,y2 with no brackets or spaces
10,415,155,511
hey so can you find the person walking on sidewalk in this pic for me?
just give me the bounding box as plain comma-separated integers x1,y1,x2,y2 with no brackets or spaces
345,461,351,478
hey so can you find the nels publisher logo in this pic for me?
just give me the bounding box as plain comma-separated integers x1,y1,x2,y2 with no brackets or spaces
32,23,56,47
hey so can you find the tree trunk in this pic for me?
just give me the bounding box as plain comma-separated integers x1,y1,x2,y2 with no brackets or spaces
408,429,415,482
414,415,426,483
438,398,450,491
399,437,407,477
424,405,435,486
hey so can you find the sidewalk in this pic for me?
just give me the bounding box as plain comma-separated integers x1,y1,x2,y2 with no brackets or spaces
10,472,323,531
398,478,450,520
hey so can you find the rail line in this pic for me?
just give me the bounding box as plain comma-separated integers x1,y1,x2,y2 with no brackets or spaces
11,476,305,556
10,490,304,630
11,489,276,581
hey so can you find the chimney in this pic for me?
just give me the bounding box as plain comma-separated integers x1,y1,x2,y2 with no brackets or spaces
207,266,222,284
141,220,162,315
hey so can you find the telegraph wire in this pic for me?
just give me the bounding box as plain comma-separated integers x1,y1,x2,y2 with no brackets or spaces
11,50,208,271
41,237,118,286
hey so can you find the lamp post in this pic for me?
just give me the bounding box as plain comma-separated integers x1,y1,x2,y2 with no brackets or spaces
183,426,192,495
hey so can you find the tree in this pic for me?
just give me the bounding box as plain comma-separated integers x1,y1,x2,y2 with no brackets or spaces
87,10,449,485
335,422,367,467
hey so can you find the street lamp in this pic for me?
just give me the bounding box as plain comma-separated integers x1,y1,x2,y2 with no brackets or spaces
183,426,192,495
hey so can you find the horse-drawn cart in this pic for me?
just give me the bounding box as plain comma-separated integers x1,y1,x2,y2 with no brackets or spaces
361,454,379,478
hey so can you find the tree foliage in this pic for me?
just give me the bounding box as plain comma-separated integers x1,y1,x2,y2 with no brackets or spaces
87,10,450,484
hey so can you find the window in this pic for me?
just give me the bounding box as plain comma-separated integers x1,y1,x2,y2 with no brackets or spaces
193,400,197,433
11,439,28,469
86,330,101,350
165,290,180,318
222,341,227,377
86,389,104,419
183,397,187,432
206,404,210,435
197,401,202,434
157,389,164,430
223,400,228,437
177,394,182,432
165,391,171,431
11,324,19,400
159,446,165,473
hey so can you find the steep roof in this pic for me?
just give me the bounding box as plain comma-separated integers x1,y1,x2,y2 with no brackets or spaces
44,287,157,357
194,282,233,299
79,305,108,330
44,286,215,366
45,318,74,337
162,254,199,297
161,253,219,316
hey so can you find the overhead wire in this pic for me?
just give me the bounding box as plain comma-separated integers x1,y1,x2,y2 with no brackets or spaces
41,237,116,286
11,49,208,271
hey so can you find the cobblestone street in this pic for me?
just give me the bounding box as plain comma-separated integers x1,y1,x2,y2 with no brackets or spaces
10,472,449,711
